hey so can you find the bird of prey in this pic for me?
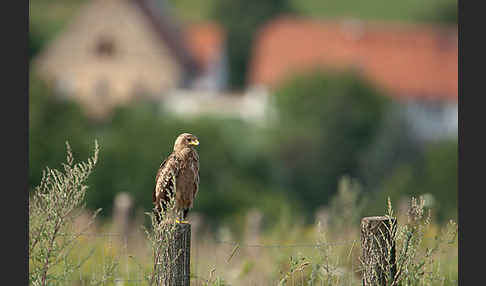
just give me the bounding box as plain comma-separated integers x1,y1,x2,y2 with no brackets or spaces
153,133,200,223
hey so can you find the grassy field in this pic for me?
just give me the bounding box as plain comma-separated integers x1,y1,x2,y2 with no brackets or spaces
29,143,458,285
29,1,458,284
49,208,457,286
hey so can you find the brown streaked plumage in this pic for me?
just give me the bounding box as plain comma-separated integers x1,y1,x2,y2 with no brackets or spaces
153,133,200,223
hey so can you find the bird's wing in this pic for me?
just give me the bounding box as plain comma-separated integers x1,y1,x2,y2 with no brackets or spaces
153,154,180,207
192,152,200,200
152,158,167,203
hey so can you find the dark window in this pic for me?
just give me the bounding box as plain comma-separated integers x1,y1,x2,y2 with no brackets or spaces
95,36,116,57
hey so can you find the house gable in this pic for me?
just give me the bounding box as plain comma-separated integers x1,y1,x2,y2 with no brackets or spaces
34,0,192,114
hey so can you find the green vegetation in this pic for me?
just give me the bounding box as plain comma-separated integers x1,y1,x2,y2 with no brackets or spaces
386,197,458,285
29,72,294,227
210,0,294,88
29,1,457,284
269,70,389,216
29,68,457,226
28,141,117,286
29,0,85,61
290,0,457,24
166,0,458,24
29,149,457,285
366,140,458,222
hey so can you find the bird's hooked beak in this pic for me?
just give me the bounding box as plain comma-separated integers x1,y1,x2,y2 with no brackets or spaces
189,138,199,146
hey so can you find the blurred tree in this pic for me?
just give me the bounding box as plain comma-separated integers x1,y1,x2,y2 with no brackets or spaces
29,73,95,189
366,140,457,222
29,27,45,63
414,140,457,220
29,70,456,226
269,69,389,217
211,0,294,89
28,73,294,225
356,103,423,191
427,0,457,24
290,0,457,23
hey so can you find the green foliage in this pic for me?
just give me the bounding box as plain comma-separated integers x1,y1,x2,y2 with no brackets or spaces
166,0,217,22
29,67,457,228
290,0,457,23
28,73,294,226
273,196,457,286
413,141,457,220
327,176,367,229
29,27,44,62
29,0,85,64
367,140,457,222
356,103,423,191
270,69,389,216
278,253,310,285
379,197,458,285
423,0,457,24
29,76,99,220
211,0,294,88
29,141,117,286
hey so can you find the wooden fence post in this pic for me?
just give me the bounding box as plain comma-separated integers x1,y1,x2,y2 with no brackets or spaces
361,216,397,286
162,223,191,286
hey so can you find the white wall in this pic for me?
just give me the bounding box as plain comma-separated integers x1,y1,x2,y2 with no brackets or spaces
402,99,458,142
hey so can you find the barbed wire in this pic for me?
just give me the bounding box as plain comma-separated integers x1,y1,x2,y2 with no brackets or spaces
59,231,443,244
214,239,358,248
58,231,359,247
41,230,455,286
57,231,142,237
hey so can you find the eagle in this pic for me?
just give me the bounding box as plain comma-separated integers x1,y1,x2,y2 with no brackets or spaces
153,133,200,223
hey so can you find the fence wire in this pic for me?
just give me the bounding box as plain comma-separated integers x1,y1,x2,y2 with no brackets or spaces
53,231,362,286
214,239,358,248
50,228,457,286
56,232,368,286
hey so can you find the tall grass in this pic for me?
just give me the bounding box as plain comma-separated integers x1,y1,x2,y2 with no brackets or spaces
384,197,458,285
29,140,119,286
29,143,457,285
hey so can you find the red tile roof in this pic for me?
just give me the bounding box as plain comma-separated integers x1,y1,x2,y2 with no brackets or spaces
185,22,224,71
248,17,458,101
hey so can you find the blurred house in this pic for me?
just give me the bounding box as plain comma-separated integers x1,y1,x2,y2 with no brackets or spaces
248,17,458,141
33,0,227,119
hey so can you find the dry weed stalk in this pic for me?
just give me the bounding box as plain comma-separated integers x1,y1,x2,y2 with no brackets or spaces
363,196,458,286
29,141,116,286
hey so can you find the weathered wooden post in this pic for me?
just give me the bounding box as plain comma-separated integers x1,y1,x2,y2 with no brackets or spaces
361,216,397,286
162,223,191,286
